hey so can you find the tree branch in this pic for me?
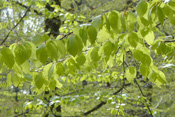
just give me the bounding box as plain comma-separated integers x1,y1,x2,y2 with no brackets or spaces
134,79,153,117
14,109,29,117
59,32,73,40
83,83,131,116
12,1,42,15
0,6,31,46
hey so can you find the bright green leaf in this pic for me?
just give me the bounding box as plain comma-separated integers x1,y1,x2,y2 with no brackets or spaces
128,32,139,48
91,47,101,62
46,41,58,61
56,40,66,58
103,40,114,56
136,0,148,16
14,44,28,65
36,43,48,64
67,36,80,57
140,64,150,77
76,53,86,65
144,31,155,45
35,73,44,89
109,11,119,31
88,25,97,44
1,47,15,69
79,26,88,45
56,63,65,76
125,66,136,82
156,6,165,25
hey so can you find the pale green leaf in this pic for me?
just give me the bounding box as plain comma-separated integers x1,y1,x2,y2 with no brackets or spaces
144,31,155,45
125,66,136,82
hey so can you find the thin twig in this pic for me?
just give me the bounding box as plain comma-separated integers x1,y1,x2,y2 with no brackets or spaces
0,6,31,46
134,79,153,117
83,83,131,116
164,40,175,43
12,0,42,15
59,32,73,40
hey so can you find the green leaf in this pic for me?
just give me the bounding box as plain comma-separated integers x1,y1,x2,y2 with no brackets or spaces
121,12,126,31
125,66,136,82
140,64,150,77
27,42,37,59
49,78,56,90
22,41,32,60
1,47,15,69
46,41,58,61
56,40,66,58
56,63,65,76
144,31,155,45
91,15,103,30
133,50,144,61
157,42,166,55
163,5,173,17
24,74,33,81
21,61,30,74
88,25,97,44
157,71,166,84
150,71,157,82
79,26,88,45
42,34,50,41
151,41,159,50
48,63,55,78
156,6,165,25
35,73,44,89
136,0,148,16
14,44,28,65
140,16,150,27
76,53,86,65
32,34,44,46
126,11,137,32
105,15,110,32
12,74,21,87
109,11,119,31
7,73,12,87
141,54,151,66
149,5,157,22
36,43,48,64
103,40,114,56
128,32,139,48
91,47,101,62
55,80,63,89
67,36,80,57
140,28,149,37
43,63,52,80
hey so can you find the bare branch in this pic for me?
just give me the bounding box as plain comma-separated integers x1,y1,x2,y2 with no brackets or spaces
0,6,31,46
13,1,42,15
134,79,153,117
83,83,131,116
